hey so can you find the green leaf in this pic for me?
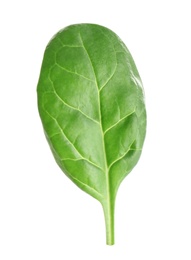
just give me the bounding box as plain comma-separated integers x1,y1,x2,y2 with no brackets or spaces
37,24,146,245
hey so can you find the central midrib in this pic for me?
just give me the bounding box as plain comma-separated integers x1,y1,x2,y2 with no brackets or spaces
80,31,115,244
79,32,110,203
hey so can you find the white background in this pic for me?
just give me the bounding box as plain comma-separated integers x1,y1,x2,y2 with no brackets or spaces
1,0,191,259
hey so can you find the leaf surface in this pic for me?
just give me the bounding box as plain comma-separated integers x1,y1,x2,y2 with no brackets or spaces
37,24,146,245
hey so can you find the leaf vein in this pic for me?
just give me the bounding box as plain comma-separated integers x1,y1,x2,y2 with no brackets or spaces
55,62,94,82
61,158,104,172
108,140,136,170
99,64,117,91
79,33,99,90
47,74,99,125
56,36,83,48
79,31,110,205
104,110,135,135
97,28,118,92
79,32,107,164
42,106,104,172
67,173,103,199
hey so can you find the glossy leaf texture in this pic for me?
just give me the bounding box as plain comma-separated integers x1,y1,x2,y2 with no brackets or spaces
37,24,146,245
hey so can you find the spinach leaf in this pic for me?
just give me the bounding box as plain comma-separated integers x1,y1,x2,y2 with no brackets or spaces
37,24,146,245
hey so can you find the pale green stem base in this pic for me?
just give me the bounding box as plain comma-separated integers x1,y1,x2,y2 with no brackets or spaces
102,198,115,245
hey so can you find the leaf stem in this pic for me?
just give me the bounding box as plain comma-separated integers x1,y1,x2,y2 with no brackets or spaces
102,196,115,245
